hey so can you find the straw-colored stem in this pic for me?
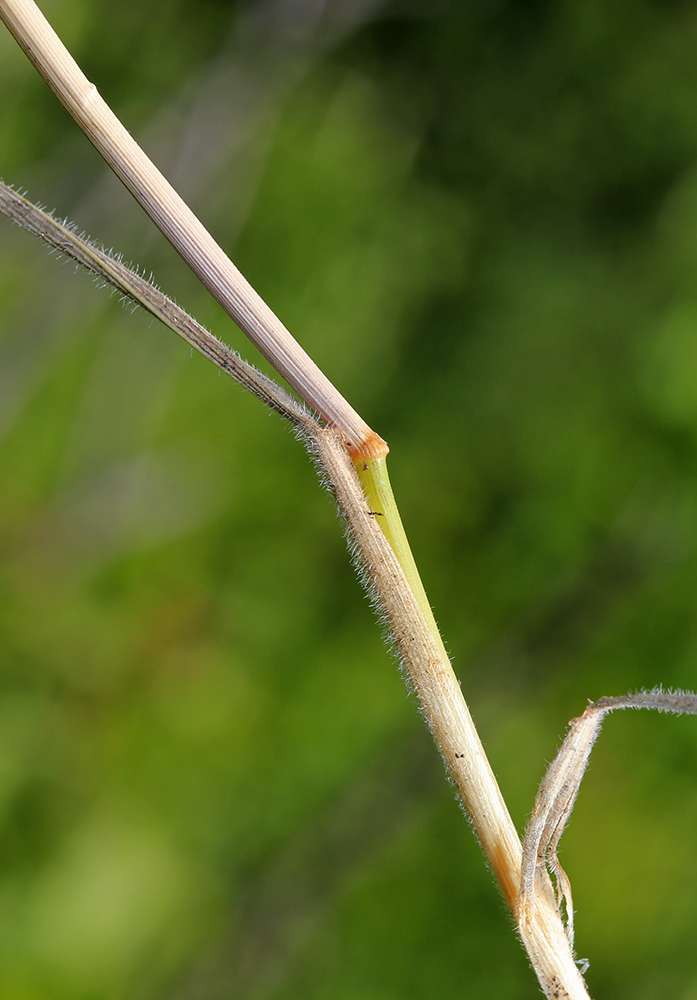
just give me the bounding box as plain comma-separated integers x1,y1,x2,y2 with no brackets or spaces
320,431,591,1000
354,454,591,998
0,10,593,994
0,0,386,462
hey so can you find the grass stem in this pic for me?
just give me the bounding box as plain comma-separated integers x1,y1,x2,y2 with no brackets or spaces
0,4,594,994
0,0,387,461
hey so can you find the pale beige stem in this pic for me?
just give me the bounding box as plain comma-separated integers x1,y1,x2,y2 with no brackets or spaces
313,428,591,1000
0,18,592,994
0,0,387,461
0,173,592,1000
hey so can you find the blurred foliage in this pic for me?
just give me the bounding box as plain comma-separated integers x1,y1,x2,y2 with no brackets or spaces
2,0,697,996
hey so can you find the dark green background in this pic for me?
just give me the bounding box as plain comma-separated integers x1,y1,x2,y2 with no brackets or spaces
2,1,697,997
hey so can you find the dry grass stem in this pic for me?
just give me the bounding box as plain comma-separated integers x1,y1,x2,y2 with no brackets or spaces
4,3,697,986
314,430,591,1000
1,181,591,996
0,0,387,460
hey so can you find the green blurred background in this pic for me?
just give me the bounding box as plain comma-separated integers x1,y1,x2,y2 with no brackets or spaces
2,0,697,996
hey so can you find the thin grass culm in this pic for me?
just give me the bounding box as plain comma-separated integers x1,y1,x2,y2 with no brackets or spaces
0,179,583,999
3,2,697,997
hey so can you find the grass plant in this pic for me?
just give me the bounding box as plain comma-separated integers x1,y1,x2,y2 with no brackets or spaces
2,2,697,998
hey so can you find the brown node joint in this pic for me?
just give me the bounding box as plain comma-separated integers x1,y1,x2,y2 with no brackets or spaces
347,430,389,461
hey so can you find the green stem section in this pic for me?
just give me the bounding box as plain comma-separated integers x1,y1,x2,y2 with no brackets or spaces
355,457,448,660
